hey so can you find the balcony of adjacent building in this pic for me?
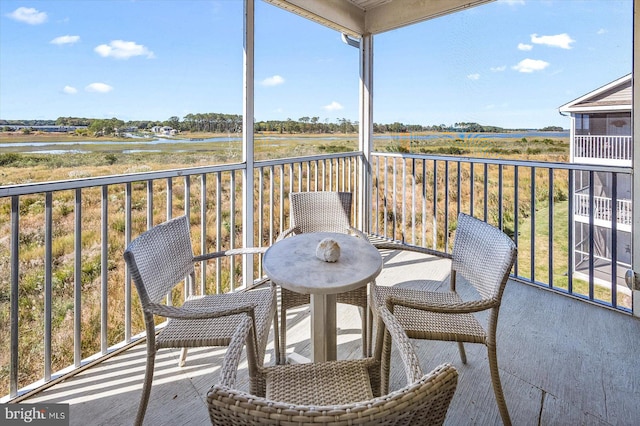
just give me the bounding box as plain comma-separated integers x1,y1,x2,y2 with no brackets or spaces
572,134,633,167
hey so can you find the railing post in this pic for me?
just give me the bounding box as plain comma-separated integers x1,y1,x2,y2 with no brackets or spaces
10,196,19,398
242,0,256,288
44,192,53,381
358,33,373,233
630,1,640,316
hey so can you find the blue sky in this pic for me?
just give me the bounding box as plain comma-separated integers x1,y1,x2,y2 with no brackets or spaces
0,0,632,129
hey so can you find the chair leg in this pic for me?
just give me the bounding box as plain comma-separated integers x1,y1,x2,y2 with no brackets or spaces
360,306,367,358
376,315,392,395
272,310,281,365
457,341,467,364
279,306,287,364
359,305,373,357
178,348,188,367
135,347,156,426
366,307,373,357
488,344,511,426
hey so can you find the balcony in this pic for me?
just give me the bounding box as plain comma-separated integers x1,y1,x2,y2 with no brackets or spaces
573,193,633,232
1,150,637,425
3,0,639,421
573,135,633,166
14,247,640,425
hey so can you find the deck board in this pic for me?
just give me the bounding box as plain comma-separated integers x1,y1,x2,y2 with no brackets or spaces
25,249,640,425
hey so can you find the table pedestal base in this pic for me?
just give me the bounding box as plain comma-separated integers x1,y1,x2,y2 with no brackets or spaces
311,293,337,363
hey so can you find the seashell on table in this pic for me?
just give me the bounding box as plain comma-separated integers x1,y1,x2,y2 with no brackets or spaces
315,238,341,262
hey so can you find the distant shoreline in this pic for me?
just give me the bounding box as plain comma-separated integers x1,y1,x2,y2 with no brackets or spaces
0,129,567,144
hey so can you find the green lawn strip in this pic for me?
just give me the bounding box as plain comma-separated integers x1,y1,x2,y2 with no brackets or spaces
516,200,626,305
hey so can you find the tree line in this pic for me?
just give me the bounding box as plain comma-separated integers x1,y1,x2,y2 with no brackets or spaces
1,115,562,136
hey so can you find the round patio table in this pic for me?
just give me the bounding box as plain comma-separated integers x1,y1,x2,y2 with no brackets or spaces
263,232,382,362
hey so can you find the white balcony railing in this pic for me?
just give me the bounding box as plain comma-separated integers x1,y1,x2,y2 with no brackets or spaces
1,151,634,402
573,193,633,229
573,135,632,165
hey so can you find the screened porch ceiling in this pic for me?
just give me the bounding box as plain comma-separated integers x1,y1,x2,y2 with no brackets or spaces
263,0,495,37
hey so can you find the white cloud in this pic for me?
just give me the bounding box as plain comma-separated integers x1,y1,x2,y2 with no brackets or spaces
530,33,575,49
323,101,344,112
597,28,607,35
467,73,480,81
63,86,78,94
51,35,80,45
518,43,533,51
260,75,285,87
512,58,550,73
499,0,525,5
94,40,155,59
85,83,113,93
490,65,507,72
7,7,47,25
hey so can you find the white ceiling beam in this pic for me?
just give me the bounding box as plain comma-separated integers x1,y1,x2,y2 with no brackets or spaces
263,0,365,37
365,0,495,34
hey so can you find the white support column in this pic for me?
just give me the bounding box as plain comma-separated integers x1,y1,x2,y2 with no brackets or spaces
243,0,255,288
629,0,639,316
358,34,373,233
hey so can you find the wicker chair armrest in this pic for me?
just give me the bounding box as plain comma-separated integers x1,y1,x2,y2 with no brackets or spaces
347,226,369,241
387,295,498,314
243,277,275,292
192,251,227,262
146,301,257,320
377,304,423,383
224,247,268,256
373,241,452,260
209,362,458,424
275,226,300,241
219,314,255,388
193,247,267,262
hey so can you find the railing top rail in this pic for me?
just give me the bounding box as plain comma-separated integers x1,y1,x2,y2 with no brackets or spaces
574,134,632,138
2,149,633,198
371,151,633,174
0,162,246,197
255,151,363,168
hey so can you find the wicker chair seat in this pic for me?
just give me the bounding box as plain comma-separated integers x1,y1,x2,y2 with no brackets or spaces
280,285,367,311
208,299,458,425
374,286,486,344
265,358,375,405
209,364,458,426
157,289,274,350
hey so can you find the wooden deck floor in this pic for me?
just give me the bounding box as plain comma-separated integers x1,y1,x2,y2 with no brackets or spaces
26,249,640,425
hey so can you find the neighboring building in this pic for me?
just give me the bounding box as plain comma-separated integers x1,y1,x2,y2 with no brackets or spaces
151,125,177,136
559,74,632,291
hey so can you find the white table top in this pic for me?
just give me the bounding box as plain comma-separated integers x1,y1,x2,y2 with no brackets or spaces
263,232,382,295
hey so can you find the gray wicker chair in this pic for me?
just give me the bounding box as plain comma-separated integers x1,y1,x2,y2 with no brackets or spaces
277,191,371,361
207,290,458,426
373,212,517,426
124,215,279,426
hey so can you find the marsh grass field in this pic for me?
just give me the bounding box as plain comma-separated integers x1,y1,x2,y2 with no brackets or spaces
0,130,568,185
1,130,629,395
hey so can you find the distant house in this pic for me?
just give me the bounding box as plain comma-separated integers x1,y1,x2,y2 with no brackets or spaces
151,125,177,136
559,74,632,290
